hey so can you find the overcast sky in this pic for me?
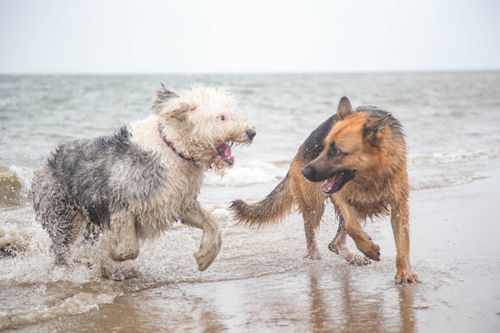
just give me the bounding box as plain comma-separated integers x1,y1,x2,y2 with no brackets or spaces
0,0,499,73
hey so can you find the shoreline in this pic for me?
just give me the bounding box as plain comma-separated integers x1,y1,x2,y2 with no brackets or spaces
7,167,500,332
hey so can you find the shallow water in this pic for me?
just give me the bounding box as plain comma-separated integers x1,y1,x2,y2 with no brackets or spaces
1,72,500,331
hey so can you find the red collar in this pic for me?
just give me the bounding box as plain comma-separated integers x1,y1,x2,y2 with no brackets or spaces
158,124,195,162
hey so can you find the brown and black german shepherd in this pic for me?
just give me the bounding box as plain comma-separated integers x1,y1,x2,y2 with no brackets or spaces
231,97,418,284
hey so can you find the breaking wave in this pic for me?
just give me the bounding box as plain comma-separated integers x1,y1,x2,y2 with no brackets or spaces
204,160,287,186
2,147,499,207
0,165,33,207
408,148,500,166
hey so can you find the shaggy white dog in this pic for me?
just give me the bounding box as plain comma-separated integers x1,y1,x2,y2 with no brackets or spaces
32,85,255,278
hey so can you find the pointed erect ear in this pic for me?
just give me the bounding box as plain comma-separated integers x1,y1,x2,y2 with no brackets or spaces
337,97,352,120
362,114,391,146
151,83,179,111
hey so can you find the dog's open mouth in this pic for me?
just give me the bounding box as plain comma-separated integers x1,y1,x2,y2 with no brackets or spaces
211,130,255,169
321,170,355,194
214,143,235,167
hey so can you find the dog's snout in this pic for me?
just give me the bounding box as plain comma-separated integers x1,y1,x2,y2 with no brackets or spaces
246,129,256,141
301,165,317,181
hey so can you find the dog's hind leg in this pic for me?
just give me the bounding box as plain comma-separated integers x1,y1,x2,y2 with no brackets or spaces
45,205,85,266
302,210,323,260
328,200,371,265
298,198,324,261
181,201,222,271
33,173,84,265
333,195,380,261
293,178,324,260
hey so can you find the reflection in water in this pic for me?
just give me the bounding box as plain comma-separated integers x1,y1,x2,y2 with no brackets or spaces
308,272,331,331
200,308,227,333
398,286,416,333
13,264,419,332
306,267,416,332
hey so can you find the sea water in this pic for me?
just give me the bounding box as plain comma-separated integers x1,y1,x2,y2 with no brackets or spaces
1,72,500,330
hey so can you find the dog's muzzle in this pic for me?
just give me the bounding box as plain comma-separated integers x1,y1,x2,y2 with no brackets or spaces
302,165,355,194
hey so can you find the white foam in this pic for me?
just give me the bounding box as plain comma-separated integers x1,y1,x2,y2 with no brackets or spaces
410,173,488,190
0,288,121,330
204,160,287,186
409,148,500,166
8,165,34,192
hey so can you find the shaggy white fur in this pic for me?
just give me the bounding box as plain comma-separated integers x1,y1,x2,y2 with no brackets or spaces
32,85,255,278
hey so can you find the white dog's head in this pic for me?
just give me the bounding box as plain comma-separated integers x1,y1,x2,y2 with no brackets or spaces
153,84,256,169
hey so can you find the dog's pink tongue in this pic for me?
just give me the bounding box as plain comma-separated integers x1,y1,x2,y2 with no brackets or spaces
321,175,337,192
220,144,235,164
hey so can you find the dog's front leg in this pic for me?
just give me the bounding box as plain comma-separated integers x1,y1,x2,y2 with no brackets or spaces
390,201,418,284
99,211,140,280
109,211,140,261
328,214,371,266
181,201,222,271
334,195,380,261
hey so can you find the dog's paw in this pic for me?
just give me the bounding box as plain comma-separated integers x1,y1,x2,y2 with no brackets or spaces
358,242,380,261
101,266,138,281
395,270,419,285
329,244,371,266
194,235,222,271
346,254,371,266
327,241,340,255
304,252,322,260
194,249,217,271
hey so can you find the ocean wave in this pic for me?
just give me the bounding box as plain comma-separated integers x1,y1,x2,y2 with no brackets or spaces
0,165,33,207
409,172,488,191
2,149,497,205
204,160,287,186
409,148,500,166
0,286,121,330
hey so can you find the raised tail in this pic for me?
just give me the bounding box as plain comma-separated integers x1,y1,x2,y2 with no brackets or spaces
230,173,295,228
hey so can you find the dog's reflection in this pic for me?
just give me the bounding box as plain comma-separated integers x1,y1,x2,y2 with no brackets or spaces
307,267,416,333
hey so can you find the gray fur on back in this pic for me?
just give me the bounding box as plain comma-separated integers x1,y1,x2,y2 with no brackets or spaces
32,127,166,234
31,84,253,270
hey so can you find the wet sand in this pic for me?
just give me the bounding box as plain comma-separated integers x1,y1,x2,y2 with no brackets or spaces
4,168,500,332
5,166,500,332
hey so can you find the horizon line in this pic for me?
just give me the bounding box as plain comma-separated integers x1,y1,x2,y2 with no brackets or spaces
0,68,499,76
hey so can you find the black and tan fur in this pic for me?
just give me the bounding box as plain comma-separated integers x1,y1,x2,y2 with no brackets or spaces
231,97,418,284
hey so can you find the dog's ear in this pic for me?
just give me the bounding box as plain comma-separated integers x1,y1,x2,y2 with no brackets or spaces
336,97,352,120
152,83,179,111
162,101,197,121
363,114,391,146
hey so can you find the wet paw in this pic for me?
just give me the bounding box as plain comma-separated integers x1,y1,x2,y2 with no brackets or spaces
194,237,222,271
395,270,419,285
346,254,371,266
327,242,340,255
359,243,380,261
304,252,322,260
193,250,216,271
102,266,138,281
110,248,140,262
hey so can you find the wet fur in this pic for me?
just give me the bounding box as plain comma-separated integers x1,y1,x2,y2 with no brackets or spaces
32,85,254,276
231,97,418,284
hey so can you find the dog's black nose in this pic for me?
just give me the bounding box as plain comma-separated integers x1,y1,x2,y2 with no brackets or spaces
246,129,256,141
301,165,316,181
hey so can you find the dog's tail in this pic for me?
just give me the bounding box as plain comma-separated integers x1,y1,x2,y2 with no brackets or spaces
230,173,294,228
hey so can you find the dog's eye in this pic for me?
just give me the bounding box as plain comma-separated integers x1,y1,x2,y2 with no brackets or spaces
329,144,343,157
217,115,226,121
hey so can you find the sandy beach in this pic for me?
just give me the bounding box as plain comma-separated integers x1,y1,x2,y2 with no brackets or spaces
3,164,497,332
